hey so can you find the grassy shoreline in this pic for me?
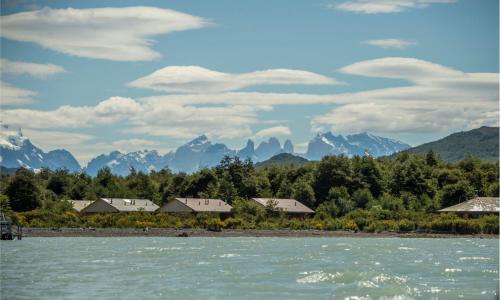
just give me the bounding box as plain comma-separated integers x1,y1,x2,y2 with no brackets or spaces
21,227,499,238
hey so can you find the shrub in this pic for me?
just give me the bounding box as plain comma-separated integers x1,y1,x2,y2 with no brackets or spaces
398,220,416,232
342,220,358,231
205,218,224,231
135,221,156,228
481,215,499,234
222,217,243,229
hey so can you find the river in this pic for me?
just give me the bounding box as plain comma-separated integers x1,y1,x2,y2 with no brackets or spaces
1,237,498,299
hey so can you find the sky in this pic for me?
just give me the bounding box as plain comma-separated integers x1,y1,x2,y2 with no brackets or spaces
0,0,498,165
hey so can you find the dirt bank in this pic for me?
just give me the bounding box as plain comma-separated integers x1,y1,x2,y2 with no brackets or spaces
21,228,499,238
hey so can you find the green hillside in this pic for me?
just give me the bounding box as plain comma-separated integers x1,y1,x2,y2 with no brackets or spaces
255,153,309,168
405,126,499,162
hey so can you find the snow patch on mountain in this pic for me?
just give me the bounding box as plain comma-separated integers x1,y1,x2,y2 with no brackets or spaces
306,131,410,160
0,124,81,172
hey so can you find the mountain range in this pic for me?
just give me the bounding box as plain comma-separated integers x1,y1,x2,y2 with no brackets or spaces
1,124,416,175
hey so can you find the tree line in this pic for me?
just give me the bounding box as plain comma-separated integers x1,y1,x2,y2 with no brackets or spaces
1,151,498,216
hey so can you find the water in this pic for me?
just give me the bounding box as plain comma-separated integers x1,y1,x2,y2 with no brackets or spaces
1,237,498,300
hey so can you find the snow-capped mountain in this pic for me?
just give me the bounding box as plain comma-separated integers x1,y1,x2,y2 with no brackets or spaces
85,150,169,176
346,132,411,157
305,131,410,160
0,124,81,172
167,135,236,173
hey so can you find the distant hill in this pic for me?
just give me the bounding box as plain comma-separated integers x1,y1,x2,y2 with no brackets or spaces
404,126,499,162
0,166,18,176
255,153,309,168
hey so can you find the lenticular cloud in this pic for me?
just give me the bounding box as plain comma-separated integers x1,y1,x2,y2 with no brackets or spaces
0,7,208,61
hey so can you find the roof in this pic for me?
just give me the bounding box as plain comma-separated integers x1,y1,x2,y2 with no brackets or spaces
174,198,232,213
439,197,499,213
251,198,315,214
101,198,159,212
69,200,94,212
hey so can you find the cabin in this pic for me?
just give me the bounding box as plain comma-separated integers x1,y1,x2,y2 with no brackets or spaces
69,200,94,213
438,197,499,217
80,198,159,213
157,198,232,215
250,198,314,218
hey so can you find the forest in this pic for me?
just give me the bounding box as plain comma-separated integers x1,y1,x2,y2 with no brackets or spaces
0,151,498,234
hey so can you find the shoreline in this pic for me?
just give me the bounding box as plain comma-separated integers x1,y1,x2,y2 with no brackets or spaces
20,228,499,238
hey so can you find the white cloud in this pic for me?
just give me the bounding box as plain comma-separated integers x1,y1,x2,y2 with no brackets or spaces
109,139,164,156
294,142,309,153
0,7,208,61
24,129,95,150
1,57,497,149
1,96,140,128
129,101,262,139
1,81,36,105
312,57,499,133
0,96,264,140
334,0,455,14
129,66,340,93
364,39,415,49
339,57,464,82
0,59,65,78
253,126,291,139
311,101,499,134
23,129,97,164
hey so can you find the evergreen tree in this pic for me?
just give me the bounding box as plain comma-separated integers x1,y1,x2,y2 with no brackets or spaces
5,168,41,211
292,179,315,207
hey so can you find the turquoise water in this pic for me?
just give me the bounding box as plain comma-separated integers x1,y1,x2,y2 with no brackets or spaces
1,237,498,299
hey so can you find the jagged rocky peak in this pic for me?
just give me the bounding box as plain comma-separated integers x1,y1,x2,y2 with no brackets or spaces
237,139,256,160
0,124,27,150
0,124,81,172
283,139,294,153
188,134,209,145
245,139,254,149
255,137,282,161
178,134,212,154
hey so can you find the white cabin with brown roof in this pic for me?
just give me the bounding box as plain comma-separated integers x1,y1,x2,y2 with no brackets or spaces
80,198,159,213
69,200,94,213
251,198,314,217
157,198,232,214
439,197,499,217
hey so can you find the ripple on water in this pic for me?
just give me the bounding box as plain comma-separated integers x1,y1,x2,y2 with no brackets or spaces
296,271,342,283
81,259,115,264
397,247,416,251
445,268,462,273
459,256,491,261
358,280,378,288
219,253,240,258
372,273,407,284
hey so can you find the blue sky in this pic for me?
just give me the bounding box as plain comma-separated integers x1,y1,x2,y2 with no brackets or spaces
1,0,498,164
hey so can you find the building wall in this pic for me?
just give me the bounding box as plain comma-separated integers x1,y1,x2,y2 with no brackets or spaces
157,200,193,213
81,199,118,213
